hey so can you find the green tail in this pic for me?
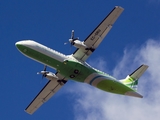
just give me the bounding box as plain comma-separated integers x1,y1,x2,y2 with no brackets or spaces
120,64,148,91
120,75,138,90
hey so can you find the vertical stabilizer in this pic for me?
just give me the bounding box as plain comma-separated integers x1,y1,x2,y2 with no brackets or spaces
120,64,148,91
129,64,148,80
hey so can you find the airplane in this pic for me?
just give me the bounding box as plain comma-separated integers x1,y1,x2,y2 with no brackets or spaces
15,6,148,115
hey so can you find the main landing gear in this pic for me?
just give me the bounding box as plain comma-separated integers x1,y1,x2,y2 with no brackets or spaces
57,79,67,85
69,69,80,78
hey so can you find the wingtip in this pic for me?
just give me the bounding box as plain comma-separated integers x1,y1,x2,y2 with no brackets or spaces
142,64,149,68
24,109,33,115
115,6,124,10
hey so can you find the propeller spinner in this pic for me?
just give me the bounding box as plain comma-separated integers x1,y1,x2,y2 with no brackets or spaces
69,30,79,46
37,65,48,79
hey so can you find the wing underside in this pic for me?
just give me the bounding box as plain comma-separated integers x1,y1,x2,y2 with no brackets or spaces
25,72,67,114
25,80,62,114
73,6,124,61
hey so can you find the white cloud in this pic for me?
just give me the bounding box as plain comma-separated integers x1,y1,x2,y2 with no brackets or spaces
67,39,160,120
88,57,108,72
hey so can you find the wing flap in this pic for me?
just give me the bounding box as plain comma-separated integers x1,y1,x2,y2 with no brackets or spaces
25,80,62,114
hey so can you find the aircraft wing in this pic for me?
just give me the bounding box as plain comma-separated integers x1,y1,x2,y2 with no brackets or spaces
73,6,124,61
25,73,67,114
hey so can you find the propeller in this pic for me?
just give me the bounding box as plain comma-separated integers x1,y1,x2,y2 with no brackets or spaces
69,30,79,45
64,30,79,46
37,65,48,79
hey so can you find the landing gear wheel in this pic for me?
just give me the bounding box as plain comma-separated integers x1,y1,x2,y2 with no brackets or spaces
57,80,67,85
61,80,67,84
70,74,75,78
74,69,79,74
85,47,95,52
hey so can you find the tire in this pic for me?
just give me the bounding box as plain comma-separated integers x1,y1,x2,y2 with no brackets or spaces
74,69,79,74
70,74,75,78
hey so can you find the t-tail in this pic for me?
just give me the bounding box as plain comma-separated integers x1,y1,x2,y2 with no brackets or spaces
119,64,148,98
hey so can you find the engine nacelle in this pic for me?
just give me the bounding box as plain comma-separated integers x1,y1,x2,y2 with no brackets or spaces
45,72,58,81
68,30,95,52
69,39,87,49
73,40,95,52
39,71,58,81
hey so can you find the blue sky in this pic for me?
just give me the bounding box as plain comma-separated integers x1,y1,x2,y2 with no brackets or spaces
1,0,160,120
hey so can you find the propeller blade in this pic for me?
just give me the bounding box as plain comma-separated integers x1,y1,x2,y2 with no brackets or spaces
64,42,68,45
43,65,47,71
37,72,40,74
38,65,48,84
71,30,74,39
65,30,79,50
42,75,44,79
37,65,47,79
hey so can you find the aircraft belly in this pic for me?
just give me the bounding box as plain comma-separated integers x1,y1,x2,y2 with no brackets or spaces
84,73,134,95
96,80,133,95
58,60,95,82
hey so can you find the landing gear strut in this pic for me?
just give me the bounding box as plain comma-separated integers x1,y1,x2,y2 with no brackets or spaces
57,79,67,85
85,47,95,52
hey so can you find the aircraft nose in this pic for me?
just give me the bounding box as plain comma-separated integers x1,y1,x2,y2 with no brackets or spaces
15,41,24,46
15,40,29,53
15,41,24,50
15,40,36,52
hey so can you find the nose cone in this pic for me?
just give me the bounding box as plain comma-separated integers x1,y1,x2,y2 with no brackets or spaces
15,41,23,45
15,41,25,52
15,40,33,53
15,40,38,57
15,41,23,48
15,40,35,51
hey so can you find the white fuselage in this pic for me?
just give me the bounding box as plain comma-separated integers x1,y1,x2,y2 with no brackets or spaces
16,40,68,69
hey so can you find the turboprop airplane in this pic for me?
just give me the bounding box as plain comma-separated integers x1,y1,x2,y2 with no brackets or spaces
15,6,148,115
